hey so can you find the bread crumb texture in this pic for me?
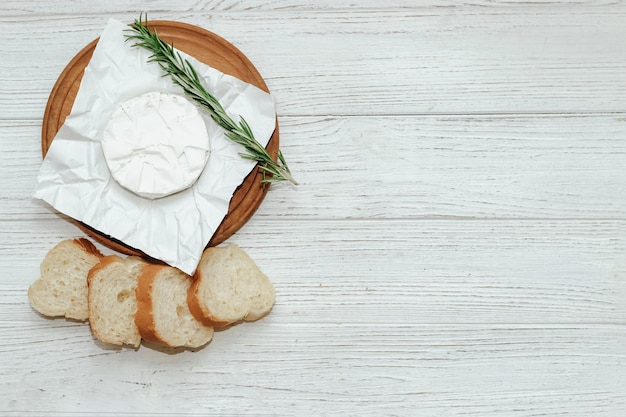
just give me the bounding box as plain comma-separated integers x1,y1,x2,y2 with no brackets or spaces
28,239,103,321
29,239,274,351
189,244,275,327
87,256,146,347
136,264,213,348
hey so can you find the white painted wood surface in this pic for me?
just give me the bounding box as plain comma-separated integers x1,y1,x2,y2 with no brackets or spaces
1,1,626,415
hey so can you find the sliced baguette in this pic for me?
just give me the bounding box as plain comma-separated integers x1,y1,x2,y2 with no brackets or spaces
28,238,103,321
135,264,214,348
187,244,275,327
87,255,147,347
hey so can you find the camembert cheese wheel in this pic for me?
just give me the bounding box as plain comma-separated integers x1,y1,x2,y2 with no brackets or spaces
101,92,210,199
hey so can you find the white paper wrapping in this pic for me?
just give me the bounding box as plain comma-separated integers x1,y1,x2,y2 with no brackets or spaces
34,19,276,274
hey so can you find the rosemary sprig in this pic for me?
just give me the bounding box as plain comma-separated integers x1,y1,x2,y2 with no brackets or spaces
125,14,297,185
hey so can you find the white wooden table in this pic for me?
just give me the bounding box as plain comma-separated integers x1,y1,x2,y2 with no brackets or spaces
2,1,626,415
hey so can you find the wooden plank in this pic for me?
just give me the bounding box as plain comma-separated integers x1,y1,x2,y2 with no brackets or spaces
1,320,624,415
5,113,626,221
7,218,626,325
2,0,625,15
1,7,626,119
269,113,626,219
0,0,432,15
233,218,626,325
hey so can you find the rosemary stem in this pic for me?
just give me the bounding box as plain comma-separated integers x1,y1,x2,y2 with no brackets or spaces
125,14,297,186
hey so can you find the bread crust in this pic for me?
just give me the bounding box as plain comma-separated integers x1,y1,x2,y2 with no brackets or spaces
186,275,230,327
74,237,103,258
87,255,123,345
86,255,121,287
187,245,274,327
134,264,167,345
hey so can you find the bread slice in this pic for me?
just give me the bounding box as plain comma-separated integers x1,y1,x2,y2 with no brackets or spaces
187,244,275,327
135,264,213,348
28,238,103,321
87,255,147,347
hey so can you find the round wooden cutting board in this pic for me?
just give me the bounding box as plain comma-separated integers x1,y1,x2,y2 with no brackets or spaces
41,20,279,258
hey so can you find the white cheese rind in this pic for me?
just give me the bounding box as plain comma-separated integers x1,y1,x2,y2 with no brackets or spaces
101,92,210,199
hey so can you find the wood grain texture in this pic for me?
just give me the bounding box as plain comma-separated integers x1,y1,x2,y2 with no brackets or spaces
1,320,625,415
1,1,626,416
2,5,626,119
2,0,626,14
5,114,626,220
6,219,626,324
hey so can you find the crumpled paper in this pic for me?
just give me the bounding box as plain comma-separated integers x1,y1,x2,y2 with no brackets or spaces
34,19,276,274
